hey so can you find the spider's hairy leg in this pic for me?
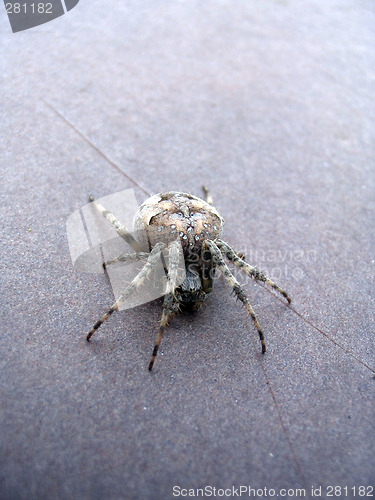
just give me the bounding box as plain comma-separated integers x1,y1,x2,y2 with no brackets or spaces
148,295,179,371
87,242,165,341
149,240,181,371
202,186,213,205
204,240,266,354
88,195,142,252
103,252,149,269
216,239,291,304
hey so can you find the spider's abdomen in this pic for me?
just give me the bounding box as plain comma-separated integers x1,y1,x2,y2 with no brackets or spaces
134,191,224,253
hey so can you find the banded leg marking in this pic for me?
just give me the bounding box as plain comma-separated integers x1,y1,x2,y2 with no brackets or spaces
204,240,266,353
87,242,165,341
148,240,181,371
216,239,291,304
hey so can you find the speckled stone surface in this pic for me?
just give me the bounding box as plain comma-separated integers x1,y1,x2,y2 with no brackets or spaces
1,1,374,499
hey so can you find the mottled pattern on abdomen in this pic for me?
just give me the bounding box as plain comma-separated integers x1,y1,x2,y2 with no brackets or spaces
133,191,224,254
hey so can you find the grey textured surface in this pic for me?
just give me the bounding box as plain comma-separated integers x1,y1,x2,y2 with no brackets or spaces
1,1,374,499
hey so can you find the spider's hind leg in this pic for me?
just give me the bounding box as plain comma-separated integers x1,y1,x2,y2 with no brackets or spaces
204,240,267,354
216,239,291,304
148,240,181,371
202,186,213,205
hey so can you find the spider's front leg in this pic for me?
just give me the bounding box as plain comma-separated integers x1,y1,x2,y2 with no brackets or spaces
216,239,291,304
87,242,165,341
204,240,267,354
148,240,181,371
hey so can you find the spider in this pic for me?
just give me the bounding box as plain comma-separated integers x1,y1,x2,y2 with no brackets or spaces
86,188,291,370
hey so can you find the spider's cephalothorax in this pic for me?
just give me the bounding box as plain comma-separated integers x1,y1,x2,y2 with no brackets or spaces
86,189,291,371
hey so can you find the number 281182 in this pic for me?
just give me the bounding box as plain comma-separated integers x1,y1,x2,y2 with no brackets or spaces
5,3,53,14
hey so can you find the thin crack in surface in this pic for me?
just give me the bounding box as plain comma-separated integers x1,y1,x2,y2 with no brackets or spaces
259,283,375,374
257,353,311,498
43,101,151,198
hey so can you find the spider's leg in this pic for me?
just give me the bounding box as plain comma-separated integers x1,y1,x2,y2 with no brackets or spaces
202,245,215,293
204,240,266,354
88,195,142,252
234,249,246,260
202,186,213,205
148,240,181,371
103,252,149,269
87,242,165,341
216,239,291,304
